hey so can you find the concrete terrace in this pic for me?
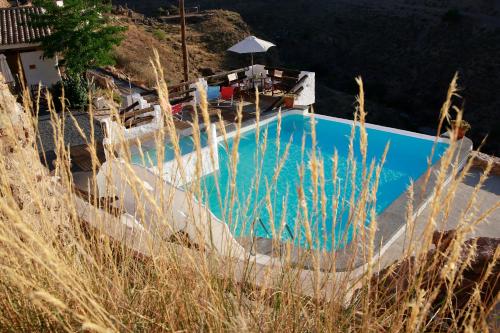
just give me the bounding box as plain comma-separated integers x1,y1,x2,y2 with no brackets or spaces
376,167,500,270
88,65,314,141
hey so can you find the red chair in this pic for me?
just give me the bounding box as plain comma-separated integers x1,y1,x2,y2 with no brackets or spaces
171,103,183,115
218,86,235,106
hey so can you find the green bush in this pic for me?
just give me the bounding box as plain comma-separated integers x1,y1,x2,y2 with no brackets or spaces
167,4,179,15
153,29,167,41
33,0,125,76
51,75,89,111
157,7,167,17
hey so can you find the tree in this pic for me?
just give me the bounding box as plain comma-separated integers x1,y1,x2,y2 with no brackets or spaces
32,0,126,76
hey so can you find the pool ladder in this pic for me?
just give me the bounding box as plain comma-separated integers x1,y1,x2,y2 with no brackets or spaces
255,217,294,240
248,218,296,257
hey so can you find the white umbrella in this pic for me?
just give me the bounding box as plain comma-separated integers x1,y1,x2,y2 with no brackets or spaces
0,54,14,84
228,36,275,75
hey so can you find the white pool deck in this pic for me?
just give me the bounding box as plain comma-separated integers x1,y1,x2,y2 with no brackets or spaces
376,167,500,269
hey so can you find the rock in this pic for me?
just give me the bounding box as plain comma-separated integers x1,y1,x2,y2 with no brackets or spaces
470,151,500,175
0,81,71,233
356,230,500,330
199,67,215,76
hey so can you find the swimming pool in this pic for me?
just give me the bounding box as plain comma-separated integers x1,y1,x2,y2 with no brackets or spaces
199,113,449,250
128,112,450,251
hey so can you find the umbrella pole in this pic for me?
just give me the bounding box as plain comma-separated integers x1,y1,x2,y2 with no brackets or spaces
180,0,189,82
251,53,254,88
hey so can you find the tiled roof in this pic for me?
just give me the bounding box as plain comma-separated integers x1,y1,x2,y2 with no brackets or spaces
0,7,50,47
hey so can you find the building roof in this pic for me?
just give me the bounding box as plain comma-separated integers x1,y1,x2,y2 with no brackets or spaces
0,6,50,47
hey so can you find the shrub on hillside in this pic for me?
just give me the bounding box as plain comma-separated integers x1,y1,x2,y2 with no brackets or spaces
167,4,179,15
153,29,167,41
51,75,89,111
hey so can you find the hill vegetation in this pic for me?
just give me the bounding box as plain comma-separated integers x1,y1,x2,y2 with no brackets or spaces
113,0,500,155
112,10,251,86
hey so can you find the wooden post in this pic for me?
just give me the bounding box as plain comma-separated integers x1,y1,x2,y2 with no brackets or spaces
179,0,189,83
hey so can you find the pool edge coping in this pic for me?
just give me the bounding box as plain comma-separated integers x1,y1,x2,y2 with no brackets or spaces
220,109,451,144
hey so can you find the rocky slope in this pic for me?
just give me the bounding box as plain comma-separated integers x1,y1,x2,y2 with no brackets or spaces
111,9,250,86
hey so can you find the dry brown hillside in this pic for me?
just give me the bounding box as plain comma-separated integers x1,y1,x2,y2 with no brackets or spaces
112,1,500,154
112,10,250,86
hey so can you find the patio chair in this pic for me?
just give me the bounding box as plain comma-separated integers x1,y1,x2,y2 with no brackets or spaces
206,86,221,102
168,102,193,134
169,102,187,122
270,69,283,95
171,103,183,116
218,86,235,107
228,71,251,92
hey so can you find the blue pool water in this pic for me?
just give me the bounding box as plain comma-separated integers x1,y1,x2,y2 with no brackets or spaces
199,114,449,250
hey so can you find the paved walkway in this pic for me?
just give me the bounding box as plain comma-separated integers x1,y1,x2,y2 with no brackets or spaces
376,167,500,270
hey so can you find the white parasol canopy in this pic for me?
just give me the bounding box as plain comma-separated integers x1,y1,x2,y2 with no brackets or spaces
228,35,275,54
228,36,275,75
0,54,14,84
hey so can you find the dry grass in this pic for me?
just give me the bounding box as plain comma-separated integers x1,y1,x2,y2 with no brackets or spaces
113,10,250,86
0,58,498,332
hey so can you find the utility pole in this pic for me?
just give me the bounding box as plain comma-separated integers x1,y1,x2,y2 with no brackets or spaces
179,0,189,82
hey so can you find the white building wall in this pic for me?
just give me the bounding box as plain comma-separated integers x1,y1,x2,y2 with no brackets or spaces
293,71,315,107
154,143,219,187
20,50,61,87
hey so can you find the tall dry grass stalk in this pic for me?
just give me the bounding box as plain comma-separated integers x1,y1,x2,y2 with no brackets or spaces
0,57,497,333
